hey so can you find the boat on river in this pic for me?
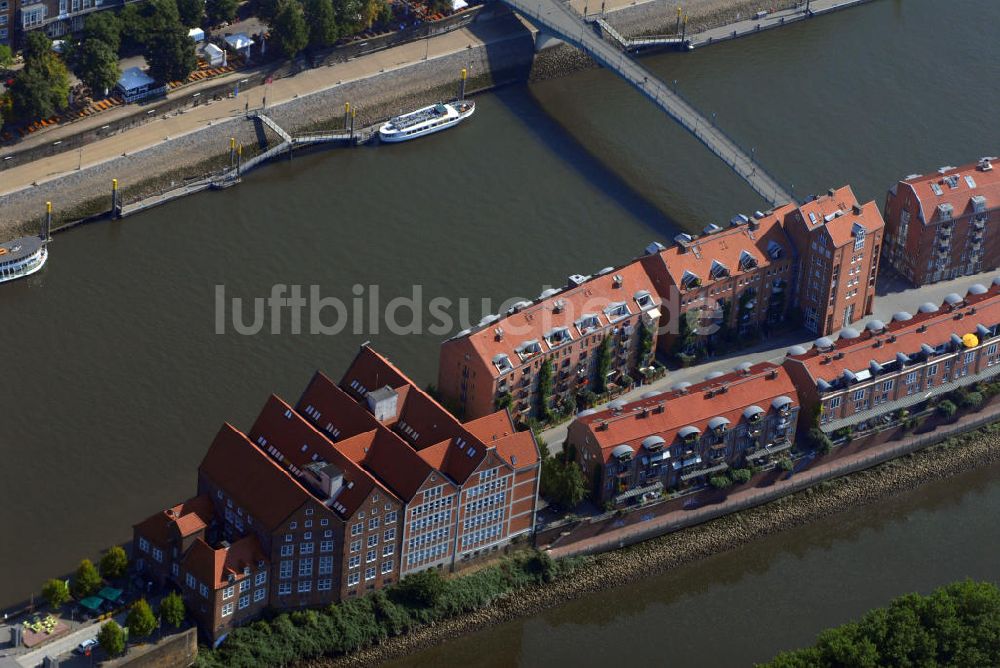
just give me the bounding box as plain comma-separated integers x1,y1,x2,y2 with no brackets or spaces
0,235,48,284
378,100,475,143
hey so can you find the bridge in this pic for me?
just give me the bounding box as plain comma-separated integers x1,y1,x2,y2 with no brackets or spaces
505,0,794,206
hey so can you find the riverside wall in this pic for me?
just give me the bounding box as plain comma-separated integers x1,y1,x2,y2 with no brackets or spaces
307,410,1000,668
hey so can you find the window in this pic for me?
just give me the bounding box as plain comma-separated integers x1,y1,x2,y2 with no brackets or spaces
320,519,329,527
152,547,163,563
323,529,332,538
253,587,266,602
281,544,294,557
239,579,250,592
348,556,360,569
289,521,298,530
279,561,293,579
223,586,234,600
366,548,376,563
285,534,293,543
222,602,234,617
350,540,361,553
320,540,334,553
351,523,363,536
254,572,266,586
300,542,314,555
382,544,394,557
367,535,378,548
318,578,332,591
304,520,312,528
297,580,312,593
829,396,841,409
368,517,380,531
278,583,292,596
199,584,209,599
298,559,313,577
365,567,376,581
881,379,894,392
964,351,976,364
238,594,250,610
386,511,398,524
347,572,360,587
138,537,150,553
186,573,197,589
383,528,396,542
304,532,312,540
318,556,334,575
905,372,918,385
852,389,866,401
305,507,314,516
928,363,939,376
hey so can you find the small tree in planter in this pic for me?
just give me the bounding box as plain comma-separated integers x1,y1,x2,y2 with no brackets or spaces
937,399,958,421
729,468,752,484
777,457,794,472
960,391,984,412
709,475,732,489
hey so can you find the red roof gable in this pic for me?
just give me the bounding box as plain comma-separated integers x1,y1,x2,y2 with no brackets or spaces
183,534,265,590
900,158,999,225
133,494,213,547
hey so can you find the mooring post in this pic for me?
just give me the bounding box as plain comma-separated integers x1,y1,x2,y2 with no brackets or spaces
230,137,236,168
237,144,243,176
43,201,52,241
459,68,467,101
675,5,681,34
112,179,119,218
350,109,356,141
344,102,351,131
682,14,687,40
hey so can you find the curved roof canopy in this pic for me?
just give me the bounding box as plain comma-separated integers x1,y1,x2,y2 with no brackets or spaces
892,311,913,322
611,445,633,459
771,396,793,410
743,405,765,420
678,426,701,439
943,293,964,305
918,302,939,313
641,435,666,450
707,416,731,430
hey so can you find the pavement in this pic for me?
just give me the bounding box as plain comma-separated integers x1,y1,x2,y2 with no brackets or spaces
539,266,1000,450
0,19,524,197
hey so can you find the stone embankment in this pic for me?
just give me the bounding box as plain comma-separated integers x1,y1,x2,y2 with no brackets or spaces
306,422,1000,668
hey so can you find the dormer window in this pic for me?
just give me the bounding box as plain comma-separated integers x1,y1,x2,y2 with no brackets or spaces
575,313,602,334
710,260,729,280
766,241,782,260
604,302,630,322
492,354,513,374
681,270,701,289
515,340,542,361
937,203,953,221
634,290,654,309
739,250,758,271
544,327,573,348
852,223,866,252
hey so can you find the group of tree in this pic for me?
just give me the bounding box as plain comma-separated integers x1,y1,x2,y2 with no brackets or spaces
117,0,198,82
259,0,395,58
540,439,587,510
763,580,1000,667
5,33,70,123
97,594,186,657
39,547,128,609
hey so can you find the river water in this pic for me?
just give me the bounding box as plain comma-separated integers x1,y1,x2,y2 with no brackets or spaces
1,0,997,652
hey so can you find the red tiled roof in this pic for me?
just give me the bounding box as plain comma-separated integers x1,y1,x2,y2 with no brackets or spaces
494,430,540,469
183,534,266,590
650,206,796,288
576,363,797,463
248,395,397,517
446,260,660,381
900,158,1000,225
463,410,516,443
297,371,385,440
794,186,883,247
133,494,213,546
198,423,311,532
788,283,1000,385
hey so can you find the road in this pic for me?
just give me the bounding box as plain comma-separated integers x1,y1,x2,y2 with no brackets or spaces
540,267,1000,450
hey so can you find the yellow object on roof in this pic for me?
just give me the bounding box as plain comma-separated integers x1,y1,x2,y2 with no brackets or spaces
963,333,979,348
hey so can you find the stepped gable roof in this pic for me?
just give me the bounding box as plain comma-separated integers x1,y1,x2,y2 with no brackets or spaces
182,534,265,590
133,494,214,546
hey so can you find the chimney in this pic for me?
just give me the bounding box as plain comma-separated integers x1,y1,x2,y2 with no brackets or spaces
612,274,623,288
365,386,398,422
978,157,993,172
827,188,835,197
303,462,345,502
494,327,504,341
673,233,693,253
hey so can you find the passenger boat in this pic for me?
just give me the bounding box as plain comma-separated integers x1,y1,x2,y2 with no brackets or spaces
0,235,48,284
378,100,475,143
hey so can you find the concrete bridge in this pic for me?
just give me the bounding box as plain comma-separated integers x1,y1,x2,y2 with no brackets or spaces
507,0,794,206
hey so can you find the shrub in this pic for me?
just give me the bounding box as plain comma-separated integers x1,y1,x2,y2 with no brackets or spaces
961,391,984,411
709,475,732,489
937,399,958,420
777,457,794,472
730,468,752,484
159,591,186,629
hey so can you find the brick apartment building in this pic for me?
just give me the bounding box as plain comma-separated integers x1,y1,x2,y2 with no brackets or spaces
133,344,540,643
1,0,14,44
638,205,798,351
782,186,884,335
566,362,799,506
1,0,155,46
883,157,999,287
784,278,1000,436
438,261,663,421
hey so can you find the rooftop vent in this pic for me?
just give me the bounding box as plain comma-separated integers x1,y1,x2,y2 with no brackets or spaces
852,203,862,215
366,385,399,423
553,299,566,313
787,345,807,356
568,274,590,287
671,381,691,393
978,157,994,172
703,223,722,235
967,283,988,296
674,233,694,252
494,327,504,341
865,320,886,334
645,241,666,255
839,327,861,340
892,311,913,322
814,337,835,352
612,274,623,288
918,302,939,314
943,293,964,307
705,371,725,381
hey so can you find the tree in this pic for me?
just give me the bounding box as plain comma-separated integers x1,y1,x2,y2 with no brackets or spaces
127,598,158,638
394,569,445,608
205,0,238,25
709,474,732,489
83,11,122,54
159,591,186,629
98,620,126,656
595,336,613,393
74,39,121,97
730,468,752,484
271,0,309,58
777,457,794,472
807,427,833,455
359,0,384,28
145,27,197,83
177,0,205,26
541,455,587,509
960,391,984,412
120,0,181,51
99,545,129,579
254,0,282,23
41,579,71,609
936,399,958,421
303,0,338,47
72,559,103,599
536,358,554,422
0,44,13,69
23,31,52,64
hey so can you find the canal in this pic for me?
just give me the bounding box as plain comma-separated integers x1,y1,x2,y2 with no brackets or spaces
1,0,997,652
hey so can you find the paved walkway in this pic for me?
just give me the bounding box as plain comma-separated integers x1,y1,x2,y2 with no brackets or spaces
540,267,1000,451
689,0,873,47
0,21,522,198
547,398,1000,558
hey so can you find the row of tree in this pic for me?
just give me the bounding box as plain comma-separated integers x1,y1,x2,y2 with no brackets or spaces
97,593,186,656
39,546,128,608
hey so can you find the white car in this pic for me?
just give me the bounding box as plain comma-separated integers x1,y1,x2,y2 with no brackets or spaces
75,638,98,654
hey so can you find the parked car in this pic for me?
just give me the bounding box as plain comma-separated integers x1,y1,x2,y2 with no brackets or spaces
76,638,99,654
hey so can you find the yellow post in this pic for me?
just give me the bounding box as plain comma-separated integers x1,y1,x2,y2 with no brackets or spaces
676,5,682,34
112,178,118,192
459,68,467,100
345,102,351,130
112,179,119,218
46,201,52,214
230,137,235,150
461,68,467,80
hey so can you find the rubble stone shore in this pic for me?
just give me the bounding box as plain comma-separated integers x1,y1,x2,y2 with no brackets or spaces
306,424,1000,667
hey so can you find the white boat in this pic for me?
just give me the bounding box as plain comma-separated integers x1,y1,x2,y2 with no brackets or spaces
378,100,475,143
0,236,48,284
